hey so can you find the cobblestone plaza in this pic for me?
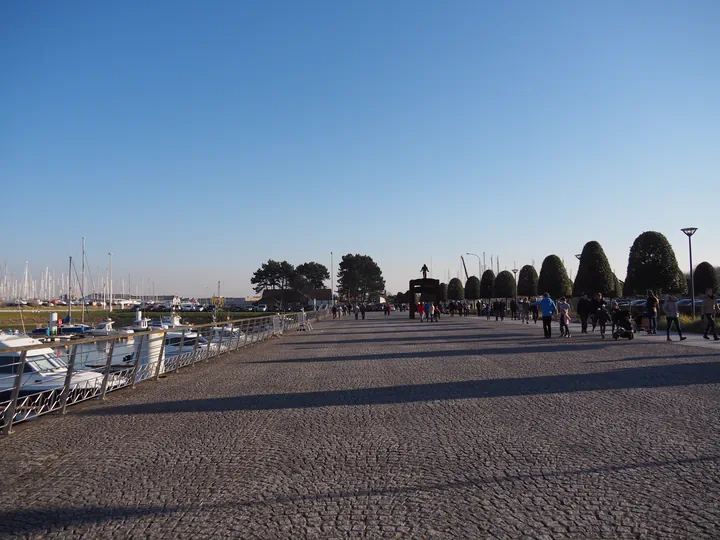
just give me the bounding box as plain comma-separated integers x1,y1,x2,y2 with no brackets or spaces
1,314,718,539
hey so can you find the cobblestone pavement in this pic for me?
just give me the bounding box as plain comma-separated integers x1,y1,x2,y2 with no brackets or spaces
1,313,719,539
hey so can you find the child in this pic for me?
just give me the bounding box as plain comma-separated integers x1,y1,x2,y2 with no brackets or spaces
560,308,571,337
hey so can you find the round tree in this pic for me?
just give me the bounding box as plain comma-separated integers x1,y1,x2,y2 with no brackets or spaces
693,261,719,294
573,241,614,297
624,231,684,295
438,282,449,303
447,278,465,301
517,265,538,298
493,270,517,299
465,276,481,301
479,270,496,300
395,292,405,304
537,255,572,299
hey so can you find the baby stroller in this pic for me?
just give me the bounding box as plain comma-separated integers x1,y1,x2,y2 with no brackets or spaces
612,310,634,340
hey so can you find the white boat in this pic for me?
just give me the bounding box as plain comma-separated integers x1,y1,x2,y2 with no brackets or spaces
86,319,133,337
0,333,105,399
164,330,211,356
149,313,185,330
122,311,150,334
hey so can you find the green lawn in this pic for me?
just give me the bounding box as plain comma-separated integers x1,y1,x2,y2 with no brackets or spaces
0,309,274,331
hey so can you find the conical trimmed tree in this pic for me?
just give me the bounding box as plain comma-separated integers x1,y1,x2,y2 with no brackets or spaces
573,241,614,297
517,265,538,298
447,278,465,301
694,261,719,294
624,231,685,295
494,270,517,299
465,276,481,301
438,282,449,303
479,270,495,300
537,255,572,299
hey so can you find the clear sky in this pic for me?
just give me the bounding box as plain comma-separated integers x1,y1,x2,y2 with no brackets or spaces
2,1,718,297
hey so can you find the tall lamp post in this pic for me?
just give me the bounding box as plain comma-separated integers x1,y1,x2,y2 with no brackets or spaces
681,228,698,319
466,253,481,277
330,251,334,306
108,252,113,313
512,265,518,302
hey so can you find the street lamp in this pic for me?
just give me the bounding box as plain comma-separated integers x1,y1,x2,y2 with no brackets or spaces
681,228,698,319
466,253,481,277
512,266,518,301
330,251,334,306
108,252,113,313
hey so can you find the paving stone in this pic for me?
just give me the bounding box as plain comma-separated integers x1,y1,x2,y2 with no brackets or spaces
0,313,718,538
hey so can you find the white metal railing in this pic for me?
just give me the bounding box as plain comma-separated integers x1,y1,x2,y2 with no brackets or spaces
0,308,329,434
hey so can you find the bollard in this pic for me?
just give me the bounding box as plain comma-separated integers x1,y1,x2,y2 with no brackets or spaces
3,351,28,435
60,345,78,414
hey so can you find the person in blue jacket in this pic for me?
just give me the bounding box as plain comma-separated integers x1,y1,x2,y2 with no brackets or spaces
539,292,557,338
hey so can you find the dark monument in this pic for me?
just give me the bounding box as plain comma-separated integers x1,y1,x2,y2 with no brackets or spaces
409,264,440,319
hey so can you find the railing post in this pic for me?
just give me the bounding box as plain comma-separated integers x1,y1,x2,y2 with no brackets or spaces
190,328,201,367
131,334,146,389
154,330,167,380
175,329,186,373
60,345,78,414
234,321,244,351
219,323,229,356
204,326,214,362
243,320,251,347
3,350,28,435
99,340,116,400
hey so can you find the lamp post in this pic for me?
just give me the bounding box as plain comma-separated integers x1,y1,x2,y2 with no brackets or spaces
466,253,481,277
330,251,334,306
512,265,518,302
681,228,698,319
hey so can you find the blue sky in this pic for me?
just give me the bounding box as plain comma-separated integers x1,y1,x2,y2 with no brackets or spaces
2,1,718,297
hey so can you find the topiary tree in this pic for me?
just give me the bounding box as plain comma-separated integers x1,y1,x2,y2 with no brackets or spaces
517,265,538,298
465,276,481,301
610,274,623,298
493,270,517,299
447,278,465,301
438,282,448,303
624,231,685,295
479,270,496,300
573,241,614,297
537,255,572,299
694,261,719,294
395,292,406,304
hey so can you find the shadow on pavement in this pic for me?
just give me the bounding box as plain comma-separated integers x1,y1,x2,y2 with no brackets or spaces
2,454,717,535
83,361,720,416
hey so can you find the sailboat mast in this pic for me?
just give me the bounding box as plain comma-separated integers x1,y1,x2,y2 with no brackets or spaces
68,256,73,320
81,238,86,324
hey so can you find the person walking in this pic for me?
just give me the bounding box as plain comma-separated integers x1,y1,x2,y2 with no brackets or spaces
418,302,425,322
530,299,539,324
597,305,611,339
434,302,441,322
510,299,518,320
646,290,659,335
360,303,366,320
702,288,719,340
332,305,337,319
425,301,432,322
476,301,482,317
354,304,359,320
521,298,531,324
557,297,571,337
663,294,686,341
499,300,506,321
577,293,592,334
539,293,557,338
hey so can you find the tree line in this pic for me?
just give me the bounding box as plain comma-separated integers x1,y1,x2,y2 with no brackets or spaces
394,231,718,303
250,254,386,302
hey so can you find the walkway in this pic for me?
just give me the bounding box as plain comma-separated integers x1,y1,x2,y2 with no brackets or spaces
1,313,719,539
